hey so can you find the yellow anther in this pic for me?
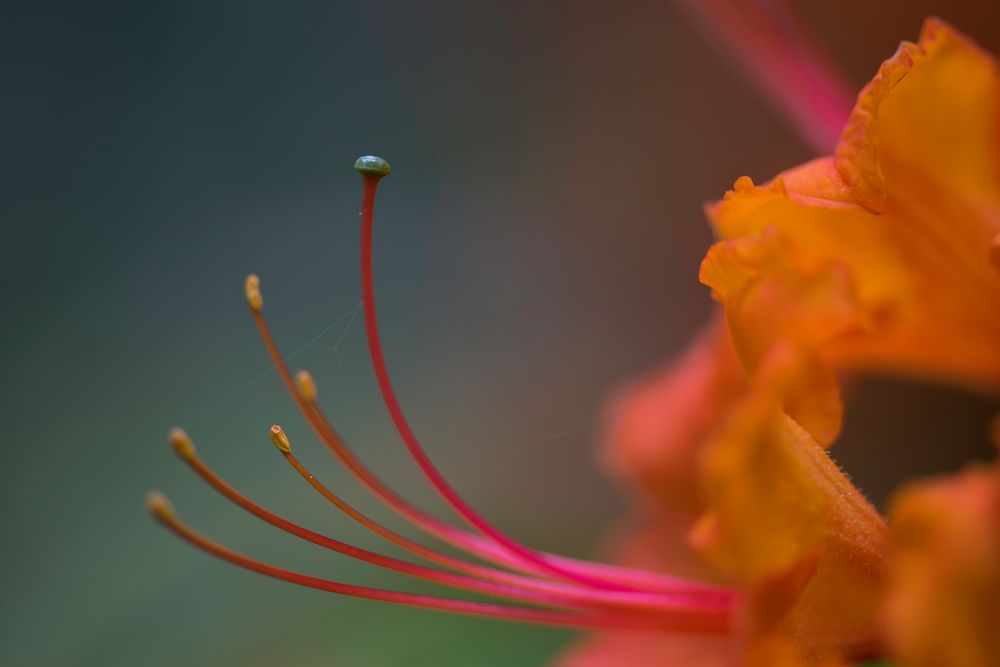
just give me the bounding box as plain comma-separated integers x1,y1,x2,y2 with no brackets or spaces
146,490,175,520
168,427,197,461
245,274,263,311
269,424,292,454
296,370,317,402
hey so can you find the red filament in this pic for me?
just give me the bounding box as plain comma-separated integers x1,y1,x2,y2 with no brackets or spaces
360,172,645,590
152,158,738,636
153,504,721,633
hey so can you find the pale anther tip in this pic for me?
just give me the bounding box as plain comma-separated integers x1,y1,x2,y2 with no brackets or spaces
354,155,391,177
296,370,317,402
147,490,175,520
269,424,292,454
245,274,263,311
168,427,197,460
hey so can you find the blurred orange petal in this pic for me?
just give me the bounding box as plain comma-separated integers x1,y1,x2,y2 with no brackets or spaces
577,17,1000,667
601,313,746,514
885,454,1000,667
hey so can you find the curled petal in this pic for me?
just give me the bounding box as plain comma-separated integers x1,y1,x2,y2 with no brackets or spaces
701,230,853,445
704,19,1000,393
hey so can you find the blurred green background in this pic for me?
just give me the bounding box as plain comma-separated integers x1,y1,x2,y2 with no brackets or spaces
3,2,999,665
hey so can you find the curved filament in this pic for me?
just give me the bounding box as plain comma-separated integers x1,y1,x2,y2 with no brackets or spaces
149,493,723,634
674,0,853,153
359,173,637,590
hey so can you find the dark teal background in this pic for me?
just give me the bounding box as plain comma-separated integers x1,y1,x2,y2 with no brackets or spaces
3,2,999,665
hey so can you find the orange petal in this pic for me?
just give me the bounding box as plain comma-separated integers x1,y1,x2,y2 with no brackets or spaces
834,41,919,213
885,458,1000,667
690,367,889,657
689,396,826,581
704,19,1000,393
601,313,746,514
700,231,851,445
873,19,1000,212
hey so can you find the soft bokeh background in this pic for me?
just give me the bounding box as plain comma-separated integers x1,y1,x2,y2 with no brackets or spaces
3,2,1000,665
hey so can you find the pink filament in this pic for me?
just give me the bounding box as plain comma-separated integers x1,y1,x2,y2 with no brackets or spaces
163,161,746,633
255,298,730,598
279,446,732,614
179,445,730,626
245,183,734,600
155,508,713,633
674,0,853,153
183,453,572,608
358,174,634,590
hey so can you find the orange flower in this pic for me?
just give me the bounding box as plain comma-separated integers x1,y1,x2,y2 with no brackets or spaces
885,444,1000,667
696,21,1000,659
704,18,1000,397
579,16,1000,667
148,13,1000,667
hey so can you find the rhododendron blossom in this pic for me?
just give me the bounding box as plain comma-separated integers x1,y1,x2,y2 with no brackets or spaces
150,13,1000,667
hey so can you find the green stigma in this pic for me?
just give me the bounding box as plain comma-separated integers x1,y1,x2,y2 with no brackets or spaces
354,155,392,177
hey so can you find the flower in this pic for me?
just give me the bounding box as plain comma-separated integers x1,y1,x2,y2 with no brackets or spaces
148,13,1000,667
574,16,1000,667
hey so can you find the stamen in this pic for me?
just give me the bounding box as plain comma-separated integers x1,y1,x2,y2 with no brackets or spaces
356,158,642,590
305,373,725,595
147,490,717,633
268,424,291,453
147,489,175,522
245,258,730,597
245,274,263,312
151,155,744,634
269,425,734,616
169,427,197,461
170,429,651,613
295,370,317,403
247,283,465,548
